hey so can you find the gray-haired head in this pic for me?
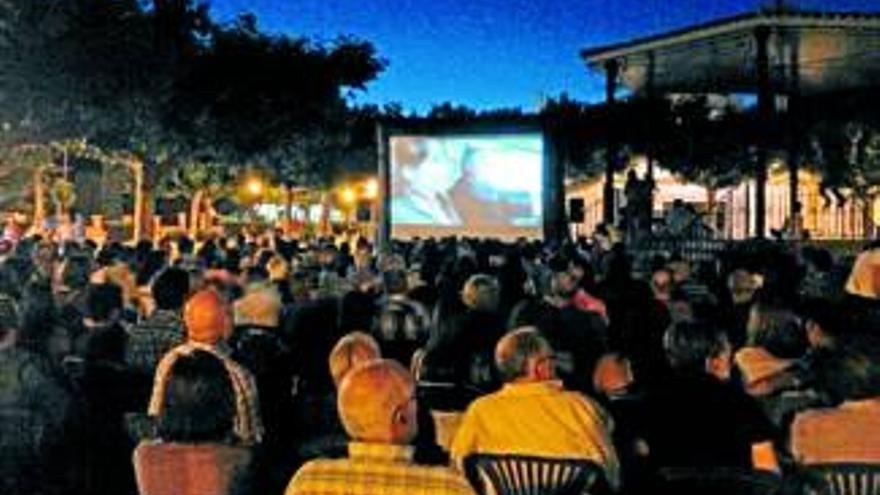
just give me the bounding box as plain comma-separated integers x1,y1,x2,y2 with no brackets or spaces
495,327,554,382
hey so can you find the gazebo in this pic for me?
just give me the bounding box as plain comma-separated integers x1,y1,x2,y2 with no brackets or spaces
582,7,880,237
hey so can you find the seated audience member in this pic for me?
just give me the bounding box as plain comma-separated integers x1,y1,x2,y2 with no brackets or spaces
266,254,294,305
149,288,264,445
298,331,383,459
419,275,506,397
651,267,674,306
642,321,779,472
734,301,809,397
0,294,81,494
125,267,189,376
329,331,382,388
719,268,762,350
74,283,128,363
790,333,880,464
375,268,431,366
230,284,289,391
285,359,475,495
55,253,92,337
134,350,253,495
544,261,610,392
450,327,620,490
800,298,846,360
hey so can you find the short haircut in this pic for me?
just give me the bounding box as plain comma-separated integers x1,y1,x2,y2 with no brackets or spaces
0,293,19,338
61,254,92,289
329,331,382,387
84,283,123,322
383,269,408,294
495,327,553,382
19,281,56,348
461,274,500,310
747,303,807,359
151,267,190,311
158,350,235,442
177,236,194,255
337,359,412,441
817,333,880,403
664,321,729,373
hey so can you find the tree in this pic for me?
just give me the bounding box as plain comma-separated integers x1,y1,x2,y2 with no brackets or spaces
802,90,880,232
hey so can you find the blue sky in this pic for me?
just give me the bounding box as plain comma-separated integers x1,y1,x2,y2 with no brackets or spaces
209,0,880,113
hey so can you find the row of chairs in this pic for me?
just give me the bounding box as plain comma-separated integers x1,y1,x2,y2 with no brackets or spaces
463,455,880,495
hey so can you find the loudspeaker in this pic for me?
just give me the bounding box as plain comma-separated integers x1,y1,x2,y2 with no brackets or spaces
568,198,585,223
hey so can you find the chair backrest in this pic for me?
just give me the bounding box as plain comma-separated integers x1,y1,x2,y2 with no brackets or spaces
804,464,880,495
656,467,782,495
464,454,605,495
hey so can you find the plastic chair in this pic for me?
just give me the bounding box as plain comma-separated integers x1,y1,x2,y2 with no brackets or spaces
464,453,606,495
802,464,880,495
655,467,782,495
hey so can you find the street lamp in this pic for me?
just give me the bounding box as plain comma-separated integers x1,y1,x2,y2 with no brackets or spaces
341,186,357,205
364,178,378,200
246,177,264,197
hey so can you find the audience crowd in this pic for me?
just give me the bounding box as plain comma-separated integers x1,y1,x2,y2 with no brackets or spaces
1,230,880,495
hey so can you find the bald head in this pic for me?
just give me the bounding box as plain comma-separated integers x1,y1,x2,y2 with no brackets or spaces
495,327,555,383
184,289,232,345
338,359,416,445
329,331,382,387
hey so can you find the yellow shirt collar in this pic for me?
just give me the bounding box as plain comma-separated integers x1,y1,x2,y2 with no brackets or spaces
499,380,564,396
348,442,415,463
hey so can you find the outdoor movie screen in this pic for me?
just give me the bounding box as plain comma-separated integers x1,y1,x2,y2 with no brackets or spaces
389,133,545,240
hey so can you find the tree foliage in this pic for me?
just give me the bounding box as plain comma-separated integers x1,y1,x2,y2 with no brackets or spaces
0,0,387,211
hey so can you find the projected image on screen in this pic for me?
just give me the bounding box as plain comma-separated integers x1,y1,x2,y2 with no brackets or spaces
390,134,544,239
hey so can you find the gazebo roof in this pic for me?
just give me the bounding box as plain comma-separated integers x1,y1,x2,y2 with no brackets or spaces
581,10,880,96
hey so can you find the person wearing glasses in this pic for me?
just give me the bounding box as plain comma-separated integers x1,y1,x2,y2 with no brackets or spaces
449,327,620,490
285,359,475,495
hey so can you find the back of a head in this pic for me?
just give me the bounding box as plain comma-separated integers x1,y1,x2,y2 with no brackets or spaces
817,333,880,403
664,320,728,374
495,327,553,383
747,302,807,359
329,331,382,387
233,285,282,328
184,289,231,345
338,359,415,444
266,254,289,281
61,254,93,290
137,250,167,287
461,274,500,312
383,269,408,295
19,281,56,347
0,293,19,340
85,283,123,323
652,268,674,298
152,267,190,311
158,350,235,442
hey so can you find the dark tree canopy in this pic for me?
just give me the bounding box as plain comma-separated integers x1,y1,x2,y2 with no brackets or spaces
0,1,386,190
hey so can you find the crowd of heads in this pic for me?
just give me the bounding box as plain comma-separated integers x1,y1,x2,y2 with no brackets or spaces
2,228,880,494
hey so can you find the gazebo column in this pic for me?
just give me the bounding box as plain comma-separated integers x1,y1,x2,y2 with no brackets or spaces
786,37,802,238
645,50,658,225
755,26,773,238
646,51,657,183
603,59,620,226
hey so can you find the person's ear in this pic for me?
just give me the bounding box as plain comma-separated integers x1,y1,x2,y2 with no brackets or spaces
533,355,554,381
394,407,410,426
706,353,731,381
